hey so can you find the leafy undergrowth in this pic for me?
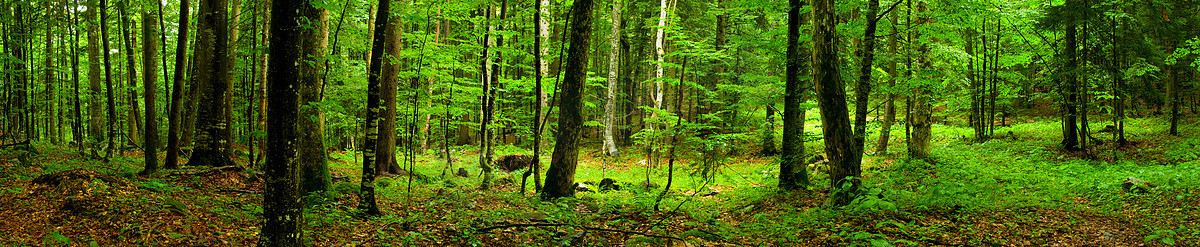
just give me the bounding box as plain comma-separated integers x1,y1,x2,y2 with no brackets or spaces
0,117,1197,246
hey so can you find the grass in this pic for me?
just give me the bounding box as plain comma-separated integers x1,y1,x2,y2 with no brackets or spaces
0,116,1197,246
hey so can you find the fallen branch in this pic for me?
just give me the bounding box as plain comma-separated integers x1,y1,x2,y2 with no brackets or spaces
476,223,685,241
216,189,261,194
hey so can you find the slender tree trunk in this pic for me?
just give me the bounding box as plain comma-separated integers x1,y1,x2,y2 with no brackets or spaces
852,0,880,154
875,10,898,154
1170,66,1181,136
652,0,667,110
140,0,162,175
119,0,142,148
185,0,235,167
542,0,594,199
779,0,809,190
1060,0,1080,150
43,4,59,145
101,0,119,160
260,0,307,244
165,0,191,169
906,0,933,160
377,2,403,175
70,0,85,146
477,5,496,190
602,0,621,157
358,0,390,216
224,0,242,144
299,2,331,195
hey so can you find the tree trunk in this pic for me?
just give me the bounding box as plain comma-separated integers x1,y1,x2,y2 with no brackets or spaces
478,5,496,190
185,0,235,167
813,0,860,206
875,10,898,154
377,3,403,175
224,0,242,145
1060,0,1080,150
652,0,667,110
86,0,106,146
165,0,191,169
299,3,331,195
852,0,880,155
358,0,390,216
100,0,119,160
602,0,621,157
70,1,85,147
139,0,161,176
1169,66,1181,136
119,0,142,148
260,0,307,243
906,0,932,160
779,0,809,190
542,0,594,199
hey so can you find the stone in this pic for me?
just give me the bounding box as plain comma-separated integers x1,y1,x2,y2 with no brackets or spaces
599,178,620,191
575,182,592,192
1122,177,1155,193
495,154,535,172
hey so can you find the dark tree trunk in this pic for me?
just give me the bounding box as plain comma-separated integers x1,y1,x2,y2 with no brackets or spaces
1060,0,1080,150
813,0,860,206
260,0,307,244
779,0,809,190
100,0,119,161
184,0,235,167
542,0,594,199
853,0,880,154
165,0,190,169
140,0,162,176
358,0,390,216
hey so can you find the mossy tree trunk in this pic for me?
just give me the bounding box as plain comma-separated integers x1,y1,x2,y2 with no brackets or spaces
542,0,594,199
185,0,235,167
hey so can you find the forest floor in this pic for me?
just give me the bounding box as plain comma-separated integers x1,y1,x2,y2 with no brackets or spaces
1,117,1198,246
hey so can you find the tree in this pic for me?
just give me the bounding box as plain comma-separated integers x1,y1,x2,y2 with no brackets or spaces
358,0,391,216
259,0,308,243
875,8,899,154
906,0,933,160
185,0,235,167
1059,0,1081,150
100,0,119,161
86,0,105,147
377,0,403,175
165,0,191,169
299,0,332,196
139,0,161,176
812,0,860,206
779,0,809,190
602,0,621,157
542,0,594,199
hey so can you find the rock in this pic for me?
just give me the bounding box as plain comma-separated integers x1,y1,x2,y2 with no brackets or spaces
1122,177,1155,193
575,182,592,192
599,178,620,191
455,168,469,178
495,154,535,172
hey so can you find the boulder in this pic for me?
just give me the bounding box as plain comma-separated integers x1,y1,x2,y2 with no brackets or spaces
1122,177,1155,193
575,182,592,192
599,178,620,191
496,154,535,172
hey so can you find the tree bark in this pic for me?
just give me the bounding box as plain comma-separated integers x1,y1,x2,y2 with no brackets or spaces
140,0,162,175
377,2,403,175
299,2,331,195
542,0,594,199
906,0,933,160
260,0,307,243
602,0,621,157
118,0,142,148
875,10,898,154
100,0,119,160
1060,0,1080,150
185,0,235,167
813,0,860,206
852,0,880,155
165,0,191,169
780,0,809,190
652,0,667,110
358,0,390,216
86,0,106,146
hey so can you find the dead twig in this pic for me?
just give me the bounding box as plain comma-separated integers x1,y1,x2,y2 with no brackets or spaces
476,223,685,241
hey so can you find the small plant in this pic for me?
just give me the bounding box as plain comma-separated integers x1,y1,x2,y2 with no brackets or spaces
1145,229,1178,246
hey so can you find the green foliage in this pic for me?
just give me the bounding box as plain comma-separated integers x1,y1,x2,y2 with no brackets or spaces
42,231,71,246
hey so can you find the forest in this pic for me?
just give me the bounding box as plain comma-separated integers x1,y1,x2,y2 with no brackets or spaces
1,0,1199,245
